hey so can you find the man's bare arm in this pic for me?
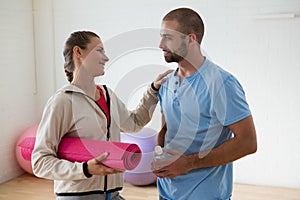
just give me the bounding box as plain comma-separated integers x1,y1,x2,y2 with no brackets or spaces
157,115,167,147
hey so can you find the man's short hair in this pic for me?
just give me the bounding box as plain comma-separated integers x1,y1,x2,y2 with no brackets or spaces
163,8,205,45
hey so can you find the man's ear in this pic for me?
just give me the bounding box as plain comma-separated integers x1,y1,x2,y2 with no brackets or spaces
73,46,82,58
188,33,197,43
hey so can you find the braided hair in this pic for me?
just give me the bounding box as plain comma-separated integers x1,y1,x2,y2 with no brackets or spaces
63,31,99,82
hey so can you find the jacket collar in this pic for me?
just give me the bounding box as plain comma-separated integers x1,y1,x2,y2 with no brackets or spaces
60,84,87,95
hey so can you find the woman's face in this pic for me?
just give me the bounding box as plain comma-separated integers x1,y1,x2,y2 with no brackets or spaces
80,37,109,77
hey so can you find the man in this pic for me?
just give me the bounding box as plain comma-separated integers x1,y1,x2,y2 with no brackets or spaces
152,8,257,200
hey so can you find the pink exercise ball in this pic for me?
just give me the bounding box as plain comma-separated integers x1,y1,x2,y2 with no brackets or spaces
15,125,38,174
121,127,157,185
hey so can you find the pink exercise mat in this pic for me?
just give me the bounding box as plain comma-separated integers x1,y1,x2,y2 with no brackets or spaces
18,137,142,170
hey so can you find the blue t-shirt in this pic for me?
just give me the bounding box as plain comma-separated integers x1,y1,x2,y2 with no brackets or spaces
157,58,251,200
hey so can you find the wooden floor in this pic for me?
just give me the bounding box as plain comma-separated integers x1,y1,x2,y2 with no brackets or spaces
0,173,300,200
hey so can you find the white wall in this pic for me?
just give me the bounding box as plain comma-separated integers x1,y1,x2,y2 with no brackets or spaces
0,0,299,189
33,0,57,114
0,0,38,183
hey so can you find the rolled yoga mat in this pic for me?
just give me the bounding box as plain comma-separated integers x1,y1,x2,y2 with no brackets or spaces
18,137,142,170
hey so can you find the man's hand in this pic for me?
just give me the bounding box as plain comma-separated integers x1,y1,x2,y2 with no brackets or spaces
151,149,192,178
87,152,124,176
152,69,173,90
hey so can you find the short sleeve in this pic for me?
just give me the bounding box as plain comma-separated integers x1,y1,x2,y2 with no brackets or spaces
214,75,251,126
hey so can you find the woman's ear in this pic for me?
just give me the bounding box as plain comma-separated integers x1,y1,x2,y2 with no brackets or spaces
73,46,82,58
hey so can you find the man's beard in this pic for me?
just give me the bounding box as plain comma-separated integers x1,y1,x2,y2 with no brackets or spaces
164,41,188,63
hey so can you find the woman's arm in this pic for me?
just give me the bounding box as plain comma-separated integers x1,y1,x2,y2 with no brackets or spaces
115,70,172,133
32,95,85,180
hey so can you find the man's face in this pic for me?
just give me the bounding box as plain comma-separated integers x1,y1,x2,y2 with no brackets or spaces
159,20,188,63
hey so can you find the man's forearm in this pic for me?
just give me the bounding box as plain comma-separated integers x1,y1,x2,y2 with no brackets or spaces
157,123,167,147
188,116,257,169
188,135,257,170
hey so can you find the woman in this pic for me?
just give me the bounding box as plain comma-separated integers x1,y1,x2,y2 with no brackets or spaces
32,31,171,200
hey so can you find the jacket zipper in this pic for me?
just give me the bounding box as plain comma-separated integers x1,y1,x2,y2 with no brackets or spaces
66,86,111,194
102,85,111,194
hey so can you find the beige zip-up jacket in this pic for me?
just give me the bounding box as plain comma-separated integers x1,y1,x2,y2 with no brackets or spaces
31,84,158,195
